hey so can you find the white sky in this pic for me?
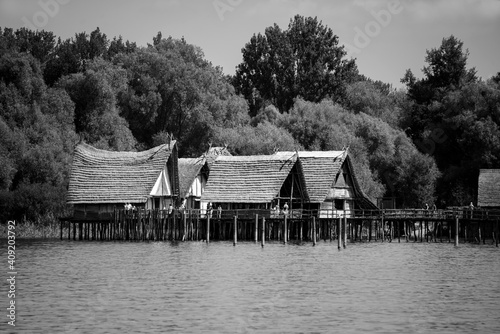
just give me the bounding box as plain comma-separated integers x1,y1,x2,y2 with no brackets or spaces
1,0,499,87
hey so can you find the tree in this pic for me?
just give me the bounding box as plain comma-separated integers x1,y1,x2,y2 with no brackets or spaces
401,35,500,206
115,34,249,156
56,58,136,151
234,15,358,115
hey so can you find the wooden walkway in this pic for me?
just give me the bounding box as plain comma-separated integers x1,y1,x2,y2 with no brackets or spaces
59,208,500,247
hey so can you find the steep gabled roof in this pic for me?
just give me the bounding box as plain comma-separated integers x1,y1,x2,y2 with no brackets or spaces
280,150,377,209
67,141,176,204
178,157,205,198
201,153,299,203
281,151,345,203
478,169,500,207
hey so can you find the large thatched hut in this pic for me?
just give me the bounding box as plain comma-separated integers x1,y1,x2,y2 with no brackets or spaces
200,152,308,214
478,169,500,208
67,141,179,213
280,150,377,217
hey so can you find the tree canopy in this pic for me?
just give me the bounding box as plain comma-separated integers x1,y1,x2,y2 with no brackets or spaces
233,15,358,115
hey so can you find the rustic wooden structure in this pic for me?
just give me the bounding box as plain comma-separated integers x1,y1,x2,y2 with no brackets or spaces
200,152,309,214
178,146,231,211
283,150,377,218
66,141,180,213
59,207,500,249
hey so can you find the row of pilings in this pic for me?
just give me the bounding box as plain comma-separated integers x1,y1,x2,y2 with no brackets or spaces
60,209,500,247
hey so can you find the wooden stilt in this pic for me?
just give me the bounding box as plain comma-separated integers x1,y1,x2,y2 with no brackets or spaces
233,216,237,246
206,216,210,243
261,217,265,248
255,214,258,243
313,217,316,246
284,215,288,244
455,216,459,246
338,218,342,250
343,216,347,248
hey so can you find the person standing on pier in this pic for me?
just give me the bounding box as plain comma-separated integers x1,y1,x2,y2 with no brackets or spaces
283,202,289,216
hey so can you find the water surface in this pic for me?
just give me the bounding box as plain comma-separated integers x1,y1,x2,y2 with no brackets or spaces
4,239,500,333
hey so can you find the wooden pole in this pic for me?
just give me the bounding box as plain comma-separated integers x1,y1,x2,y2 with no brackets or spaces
206,216,210,243
261,217,265,248
337,218,342,250
343,216,347,249
312,217,316,246
233,216,237,246
454,216,459,246
284,215,288,244
255,213,258,243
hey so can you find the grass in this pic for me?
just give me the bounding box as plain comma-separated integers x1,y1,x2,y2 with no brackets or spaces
0,220,68,239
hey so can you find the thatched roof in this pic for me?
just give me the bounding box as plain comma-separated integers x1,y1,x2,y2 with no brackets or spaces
281,151,345,203
178,157,205,198
478,169,500,207
201,152,301,203
280,151,377,209
67,142,176,204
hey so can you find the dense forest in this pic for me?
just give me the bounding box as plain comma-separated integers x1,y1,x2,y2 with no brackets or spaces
1,15,499,223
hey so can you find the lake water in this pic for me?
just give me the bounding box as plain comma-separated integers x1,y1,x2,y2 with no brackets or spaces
4,239,500,333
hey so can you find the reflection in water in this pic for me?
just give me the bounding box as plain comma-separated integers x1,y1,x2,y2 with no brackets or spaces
9,240,500,333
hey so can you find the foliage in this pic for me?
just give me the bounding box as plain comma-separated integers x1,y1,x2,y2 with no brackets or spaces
233,15,358,115
401,35,500,206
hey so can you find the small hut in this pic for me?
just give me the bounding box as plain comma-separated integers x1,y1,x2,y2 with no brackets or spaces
200,152,308,216
280,150,377,217
67,141,179,213
178,146,232,210
478,169,500,208
178,157,208,210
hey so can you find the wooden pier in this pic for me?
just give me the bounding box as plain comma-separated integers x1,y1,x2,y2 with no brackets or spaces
59,208,500,247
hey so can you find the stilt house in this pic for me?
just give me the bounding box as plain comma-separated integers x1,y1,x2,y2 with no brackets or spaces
178,146,231,210
67,141,179,213
200,152,308,217
478,169,500,208
279,150,377,217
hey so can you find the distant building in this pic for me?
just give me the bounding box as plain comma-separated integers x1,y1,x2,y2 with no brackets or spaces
200,152,308,215
178,146,231,211
281,150,377,217
67,141,179,213
478,169,500,208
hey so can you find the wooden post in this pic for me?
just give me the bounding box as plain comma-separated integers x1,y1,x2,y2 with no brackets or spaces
343,216,347,249
312,217,316,246
337,218,342,250
455,216,459,246
255,214,258,243
206,216,210,243
233,216,237,246
261,217,265,248
284,215,288,244
381,212,385,242
182,213,187,241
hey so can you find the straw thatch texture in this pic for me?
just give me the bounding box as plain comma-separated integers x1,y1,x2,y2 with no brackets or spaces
478,169,500,207
201,153,298,203
178,157,205,198
281,151,345,203
67,142,176,204
279,151,377,209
